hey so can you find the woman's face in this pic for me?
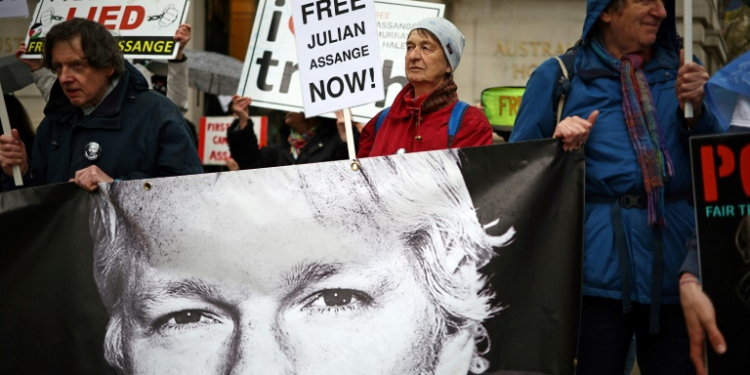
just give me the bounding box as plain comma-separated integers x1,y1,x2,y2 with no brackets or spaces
285,112,309,133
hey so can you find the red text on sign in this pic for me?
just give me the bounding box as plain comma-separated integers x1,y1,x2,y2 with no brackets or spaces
65,6,145,30
701,144,750,202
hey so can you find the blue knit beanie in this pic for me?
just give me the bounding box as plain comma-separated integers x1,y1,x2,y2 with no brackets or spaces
411,17,465,72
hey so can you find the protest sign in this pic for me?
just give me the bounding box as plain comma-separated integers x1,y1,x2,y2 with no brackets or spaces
290,0,383,118
1,140,583,375
0,0,28,19
481,86,525,132
22,0,190,59
691,132,750,373
238,0,443,123
198,116,268,166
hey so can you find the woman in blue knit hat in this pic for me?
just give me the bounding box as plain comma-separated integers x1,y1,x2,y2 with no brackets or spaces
357,17,493,158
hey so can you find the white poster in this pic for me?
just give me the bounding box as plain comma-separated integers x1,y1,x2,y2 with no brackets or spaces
22,0,190,59
198,116,268,166
0,0,29,19
238,0,444,123
290,0,383,118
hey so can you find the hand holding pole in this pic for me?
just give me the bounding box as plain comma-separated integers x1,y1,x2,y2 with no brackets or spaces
0,82,24,186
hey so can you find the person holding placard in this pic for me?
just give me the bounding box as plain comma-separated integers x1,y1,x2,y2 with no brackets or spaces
226,95,352,169
0,18,202,191
0,95,35,192
14,23,194,114
357,18,493,157
679,89,750,374
509,0,723,374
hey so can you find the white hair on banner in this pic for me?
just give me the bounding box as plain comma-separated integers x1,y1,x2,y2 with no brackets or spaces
90,149,514,374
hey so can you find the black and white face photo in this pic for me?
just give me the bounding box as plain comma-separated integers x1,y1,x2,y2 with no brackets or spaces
90,150,515,375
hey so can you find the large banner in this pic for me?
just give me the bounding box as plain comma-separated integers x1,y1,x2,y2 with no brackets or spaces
0,140,583,375
691,132,750,372
22,0,190,59
238,0,443,123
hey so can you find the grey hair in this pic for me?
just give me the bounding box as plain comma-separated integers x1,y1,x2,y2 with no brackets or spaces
90,149,514,374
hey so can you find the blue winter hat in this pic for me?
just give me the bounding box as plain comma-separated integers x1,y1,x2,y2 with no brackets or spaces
411,17,465,73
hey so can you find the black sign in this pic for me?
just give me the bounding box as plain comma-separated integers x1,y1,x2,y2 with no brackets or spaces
690,132,750,372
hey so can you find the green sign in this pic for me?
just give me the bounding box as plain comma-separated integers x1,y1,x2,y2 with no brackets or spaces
481,87,526,131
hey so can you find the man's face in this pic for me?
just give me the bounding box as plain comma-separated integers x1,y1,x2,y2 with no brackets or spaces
117,194,446,375
405,30,451,91
600,0,667,56
51,36,114,108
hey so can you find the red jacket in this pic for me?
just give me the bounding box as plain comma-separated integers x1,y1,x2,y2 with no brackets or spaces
357,84,493,158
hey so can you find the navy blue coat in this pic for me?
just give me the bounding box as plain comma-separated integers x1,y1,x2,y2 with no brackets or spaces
2,62,202,190
510,0,723,304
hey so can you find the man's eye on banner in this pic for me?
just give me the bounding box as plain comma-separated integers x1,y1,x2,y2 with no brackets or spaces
148,4,179,28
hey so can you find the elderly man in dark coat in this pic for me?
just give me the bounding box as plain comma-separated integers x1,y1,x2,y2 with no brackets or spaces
0,18,202,191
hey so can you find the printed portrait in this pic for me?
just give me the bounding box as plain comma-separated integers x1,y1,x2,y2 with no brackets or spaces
89,150,515,375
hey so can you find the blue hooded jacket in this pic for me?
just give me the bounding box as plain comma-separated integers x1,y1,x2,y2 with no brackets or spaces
510,0,723,305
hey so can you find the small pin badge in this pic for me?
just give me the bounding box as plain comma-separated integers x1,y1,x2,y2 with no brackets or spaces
84,142,102,161
446,44,454,55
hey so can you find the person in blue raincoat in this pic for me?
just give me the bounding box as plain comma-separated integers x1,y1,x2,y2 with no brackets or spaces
510,0,723,373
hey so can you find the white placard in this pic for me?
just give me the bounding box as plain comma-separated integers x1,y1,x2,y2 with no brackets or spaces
290,0,383,118
198,116,268,166
0,0,29,19
22,0,190,59
238,0,444,123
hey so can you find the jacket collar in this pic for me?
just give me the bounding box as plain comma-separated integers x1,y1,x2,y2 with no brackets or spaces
387,76,458,119
43,61,150,127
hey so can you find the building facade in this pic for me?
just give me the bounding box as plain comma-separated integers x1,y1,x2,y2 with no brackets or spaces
0,0,728,128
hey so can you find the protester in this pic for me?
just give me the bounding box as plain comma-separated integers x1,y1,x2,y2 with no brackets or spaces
226,95,351,169
0,18,202,191
357,18,492,157
679,49,750,373
89,150,515,375
15,23,193,114
0,95,35,192
510,0,723,373
335,108,364,144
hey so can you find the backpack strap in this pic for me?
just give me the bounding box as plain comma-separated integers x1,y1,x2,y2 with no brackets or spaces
552,52,577,125
373,102,468,148
374,107,391,137
447,101,470,147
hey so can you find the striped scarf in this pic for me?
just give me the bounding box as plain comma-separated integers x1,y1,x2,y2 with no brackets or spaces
591,38,674,227
404,75,459,116
288,127,316,160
